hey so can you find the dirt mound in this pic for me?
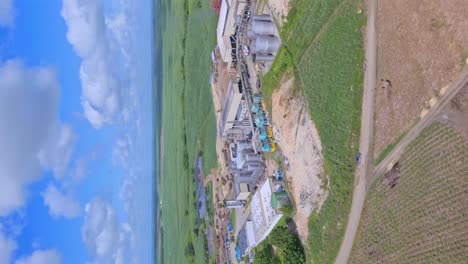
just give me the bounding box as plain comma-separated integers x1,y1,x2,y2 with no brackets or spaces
271,78,327,242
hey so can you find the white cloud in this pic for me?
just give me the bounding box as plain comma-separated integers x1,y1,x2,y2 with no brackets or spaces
38,125,76,179
82,197,134,264
15,249,61,264
69,157,87,182
0,60,76,216
0,0,14,27
61,0,133,128
112,137,130,169
0,231,16,264
43,185,82,219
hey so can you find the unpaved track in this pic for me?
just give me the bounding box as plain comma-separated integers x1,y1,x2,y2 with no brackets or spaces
335,0,468,260
334,0,377,262
369,69,468,188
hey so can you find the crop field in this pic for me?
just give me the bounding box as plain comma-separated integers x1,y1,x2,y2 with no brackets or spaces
160,0,218,263
373,0,468,160
183,5,218,175
262,0,365,262
350,123,468,263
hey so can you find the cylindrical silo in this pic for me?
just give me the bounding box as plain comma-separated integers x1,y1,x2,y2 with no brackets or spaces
247,164,260,171
252,20,276,36
255,54,275,62
255,36,280,54
246,153,258,162
253,15,273,22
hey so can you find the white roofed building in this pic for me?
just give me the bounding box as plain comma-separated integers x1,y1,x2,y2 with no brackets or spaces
249,179,283,246
216,0,246,66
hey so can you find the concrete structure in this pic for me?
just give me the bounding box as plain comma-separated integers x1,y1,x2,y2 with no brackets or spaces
219,78,251,139
249,179,283,245
217,0,246,65
229,141,264,196
237,220,256,256
236,183,251,201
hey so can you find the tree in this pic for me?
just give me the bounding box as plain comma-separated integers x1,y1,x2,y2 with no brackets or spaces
209,0,221,13
185,242,195,257
254,226,305,264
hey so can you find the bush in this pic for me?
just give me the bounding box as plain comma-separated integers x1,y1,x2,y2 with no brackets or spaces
254,226,305,264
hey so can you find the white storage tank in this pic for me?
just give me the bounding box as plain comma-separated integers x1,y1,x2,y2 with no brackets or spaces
255,36,280,54
252,20,276,36
253,15,273,22
255,54,275,62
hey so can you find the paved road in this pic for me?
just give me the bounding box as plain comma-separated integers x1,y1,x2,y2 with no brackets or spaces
334,0,377,262
369,69,468,188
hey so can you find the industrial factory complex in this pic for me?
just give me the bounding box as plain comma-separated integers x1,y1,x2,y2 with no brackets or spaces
210,0,289,262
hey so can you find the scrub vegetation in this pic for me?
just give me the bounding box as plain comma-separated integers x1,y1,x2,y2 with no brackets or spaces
254,223,306,264
350,123,468,263
261,0,365,262
160,0,218,263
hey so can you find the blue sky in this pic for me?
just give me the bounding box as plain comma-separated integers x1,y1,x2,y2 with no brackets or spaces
0,0,154,263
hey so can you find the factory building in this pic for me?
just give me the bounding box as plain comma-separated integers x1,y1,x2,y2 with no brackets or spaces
229,140,264,193
236,179,282,253
219,78,252,140
217,0,246,66
224,140,264,209
249,179,283,245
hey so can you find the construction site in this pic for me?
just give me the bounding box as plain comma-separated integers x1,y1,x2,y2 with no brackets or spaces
207,0,291,263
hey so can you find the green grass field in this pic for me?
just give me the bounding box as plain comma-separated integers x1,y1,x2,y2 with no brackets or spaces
261,0,365,262
160,0,218,263
350,123,468,263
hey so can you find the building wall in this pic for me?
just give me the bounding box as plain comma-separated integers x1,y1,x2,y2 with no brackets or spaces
220,79,243,135
249,179,283,246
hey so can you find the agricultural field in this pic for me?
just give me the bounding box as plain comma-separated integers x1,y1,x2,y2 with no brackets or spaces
373,0,468,160
160,0,218,263
350,123,468,263
262,0,366,262
183,4,218,175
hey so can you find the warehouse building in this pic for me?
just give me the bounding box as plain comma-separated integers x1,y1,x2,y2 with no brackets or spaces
218,78,252,139
249,179,283,245
217,0,246,66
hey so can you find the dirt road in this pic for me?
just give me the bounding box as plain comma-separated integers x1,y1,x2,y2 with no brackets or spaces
334,0,377,262
335,0,468,259
369,69,468,188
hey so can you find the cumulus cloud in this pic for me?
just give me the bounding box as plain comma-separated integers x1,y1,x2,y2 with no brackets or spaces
61,0,133,128
0,231,16,264
0,60,76,216
15,249,61,264
38,125,76,179
0,0,14,27
43,185,82,219
112,137,130,169
82,197,134,264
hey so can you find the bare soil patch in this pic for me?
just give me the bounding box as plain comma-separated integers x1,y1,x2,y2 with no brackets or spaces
374,0,468,159
266,0,290,26
271,78,327,243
